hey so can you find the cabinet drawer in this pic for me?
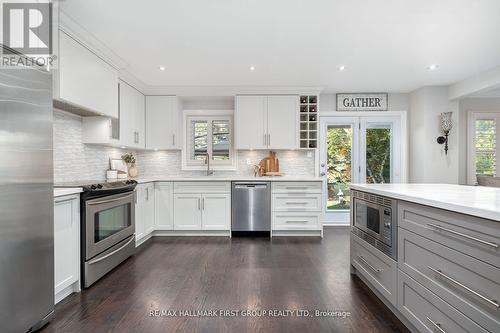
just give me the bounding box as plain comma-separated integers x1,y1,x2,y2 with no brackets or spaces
272,194,321,211
174,181,230,193
399,228,500,332
398,201,500,269
351,233,397,306
398,270,488,333
272,212,320,230
272,182,322,194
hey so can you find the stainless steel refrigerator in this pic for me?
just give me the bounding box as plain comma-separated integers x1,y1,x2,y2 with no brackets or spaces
0,66,54,332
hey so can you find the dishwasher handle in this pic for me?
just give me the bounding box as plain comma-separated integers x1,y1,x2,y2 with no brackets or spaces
233,183,269,189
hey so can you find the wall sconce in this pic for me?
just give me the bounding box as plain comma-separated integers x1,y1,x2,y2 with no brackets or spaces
437,112,453,155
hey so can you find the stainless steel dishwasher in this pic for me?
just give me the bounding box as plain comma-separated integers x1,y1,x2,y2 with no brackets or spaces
232,182,271,233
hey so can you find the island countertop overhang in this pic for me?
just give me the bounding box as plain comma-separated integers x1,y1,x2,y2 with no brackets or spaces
349,183,500,222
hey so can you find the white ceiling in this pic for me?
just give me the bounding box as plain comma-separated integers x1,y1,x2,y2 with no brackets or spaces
60,0,500,93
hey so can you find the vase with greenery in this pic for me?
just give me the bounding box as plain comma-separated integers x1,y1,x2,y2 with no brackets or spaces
121,153,138,178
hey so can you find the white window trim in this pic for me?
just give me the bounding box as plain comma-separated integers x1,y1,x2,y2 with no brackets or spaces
467,110,500,185
182,109,237,171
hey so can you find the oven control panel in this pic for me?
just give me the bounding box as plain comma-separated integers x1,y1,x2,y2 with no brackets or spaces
382,208,392,243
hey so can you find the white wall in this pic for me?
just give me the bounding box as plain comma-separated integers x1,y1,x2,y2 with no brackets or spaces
457,98,500,184
408,86,459,183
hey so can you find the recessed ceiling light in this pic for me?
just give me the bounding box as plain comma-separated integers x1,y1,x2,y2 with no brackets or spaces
337,65,346,71
249,65,256,71
427,64,439,71
159,66,166,71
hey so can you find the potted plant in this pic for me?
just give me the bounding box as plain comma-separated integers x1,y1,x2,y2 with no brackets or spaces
121,153,138,178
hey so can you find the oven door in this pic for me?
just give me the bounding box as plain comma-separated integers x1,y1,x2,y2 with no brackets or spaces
85,191,135,260
353,197,385,242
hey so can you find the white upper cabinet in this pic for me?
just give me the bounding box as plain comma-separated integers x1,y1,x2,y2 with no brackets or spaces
267,95,299,150
235,95,298,150
57,30,118,118
145,96,180,150
119,81,145,148
235,96,267,150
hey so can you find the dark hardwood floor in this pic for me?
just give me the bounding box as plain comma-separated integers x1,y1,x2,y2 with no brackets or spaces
42,228,408,333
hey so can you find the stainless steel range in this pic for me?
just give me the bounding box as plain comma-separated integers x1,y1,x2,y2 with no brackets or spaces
80,180,137,288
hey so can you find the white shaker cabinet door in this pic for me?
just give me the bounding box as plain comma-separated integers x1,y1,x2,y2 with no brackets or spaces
155,183,173,230
135,185,146,242
201,194,231,230
54,195,80,303
267,95,298,150
235,96,267,149
146,96,179,150
119,81,145,148
58,31,118,118
173,194,202,230
143,184,155,235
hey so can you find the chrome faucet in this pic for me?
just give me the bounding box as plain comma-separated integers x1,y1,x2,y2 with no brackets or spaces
206,153,214,176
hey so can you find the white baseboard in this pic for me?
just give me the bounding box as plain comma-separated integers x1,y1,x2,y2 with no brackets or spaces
55,282,79,304
323,224,350,227
271,230,323,237
152,230,231,237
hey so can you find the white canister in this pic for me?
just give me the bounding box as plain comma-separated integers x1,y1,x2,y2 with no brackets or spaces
106,170,118,180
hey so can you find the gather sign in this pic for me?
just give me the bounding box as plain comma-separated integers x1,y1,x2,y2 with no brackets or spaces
336,93,388,111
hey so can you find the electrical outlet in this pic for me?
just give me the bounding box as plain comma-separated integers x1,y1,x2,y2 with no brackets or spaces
246,158,252,165
306,151,313,158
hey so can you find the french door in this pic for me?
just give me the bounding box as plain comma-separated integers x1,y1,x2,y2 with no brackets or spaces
319,115,402,225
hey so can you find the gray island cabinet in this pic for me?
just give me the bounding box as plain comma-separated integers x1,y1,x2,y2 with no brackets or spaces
349,184,500,333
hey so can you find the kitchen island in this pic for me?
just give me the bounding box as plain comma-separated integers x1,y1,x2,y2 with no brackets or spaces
349,183,500,333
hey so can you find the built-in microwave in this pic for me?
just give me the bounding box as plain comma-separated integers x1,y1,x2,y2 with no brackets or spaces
351,190,397,259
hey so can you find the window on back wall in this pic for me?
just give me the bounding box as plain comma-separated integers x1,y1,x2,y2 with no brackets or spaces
183,112,236,170
467,111,500,184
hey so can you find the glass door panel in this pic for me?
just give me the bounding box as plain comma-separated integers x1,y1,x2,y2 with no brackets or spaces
326,125,353,210
360,117,401,184
320,117,359,224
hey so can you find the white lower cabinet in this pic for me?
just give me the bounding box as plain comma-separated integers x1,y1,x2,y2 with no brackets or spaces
173,194,203,230
155,182,173,230
271,181,323,235
173,182,231,232
135,183,155,246
202,194,231,230
54,194,80,304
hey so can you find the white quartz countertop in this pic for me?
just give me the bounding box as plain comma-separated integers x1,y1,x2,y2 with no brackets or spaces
54,187,82,197
134,176,323,183
350,183,500,222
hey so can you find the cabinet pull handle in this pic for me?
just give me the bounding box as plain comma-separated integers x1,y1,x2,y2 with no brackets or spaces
426,317,446,333
198,198,200,210
146,187,149,201
285,202,308,205
427,223,498,248
268,134,270,146
427,266,499,309
202,198,205,210
285,186,307,190
286,220,308,223
172,134,175,146
263,134,266,146
357,255,382,273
